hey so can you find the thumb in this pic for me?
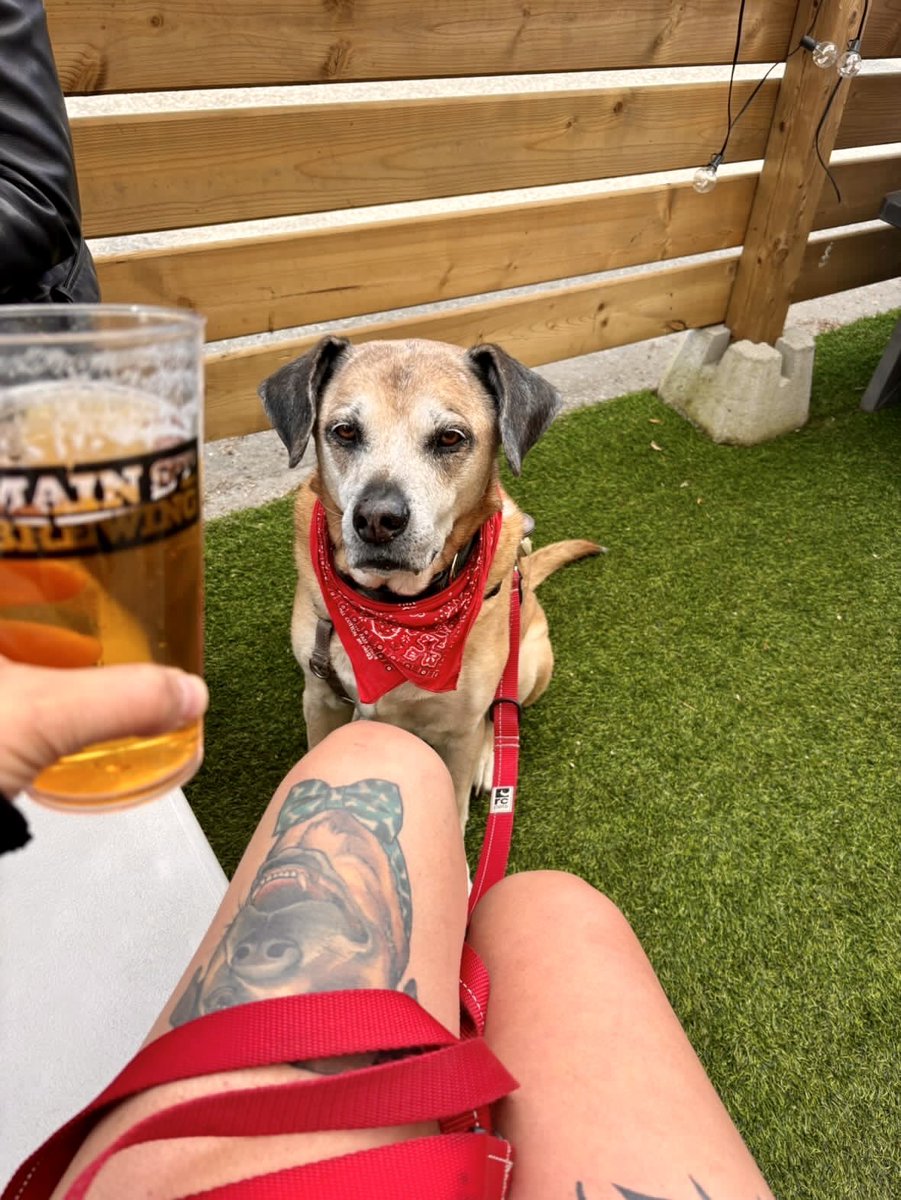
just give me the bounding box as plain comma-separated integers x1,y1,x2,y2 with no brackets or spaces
0,658,208,798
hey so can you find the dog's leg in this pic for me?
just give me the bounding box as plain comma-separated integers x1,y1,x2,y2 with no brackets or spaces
302,678,355,748
518,595,555,708
436,723,488,832
473,717,495,797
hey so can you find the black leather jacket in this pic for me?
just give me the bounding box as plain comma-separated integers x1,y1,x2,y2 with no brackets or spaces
0,0,99,303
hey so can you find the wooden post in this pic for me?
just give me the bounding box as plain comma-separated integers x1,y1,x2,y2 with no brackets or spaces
725,0,867,345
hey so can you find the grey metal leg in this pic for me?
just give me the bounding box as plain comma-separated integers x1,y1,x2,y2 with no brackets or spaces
860,316,901,412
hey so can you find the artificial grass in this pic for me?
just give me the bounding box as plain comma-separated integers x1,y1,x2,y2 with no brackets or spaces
187,310,900,1199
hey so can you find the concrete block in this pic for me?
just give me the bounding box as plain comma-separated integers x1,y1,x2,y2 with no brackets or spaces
659,324,814,445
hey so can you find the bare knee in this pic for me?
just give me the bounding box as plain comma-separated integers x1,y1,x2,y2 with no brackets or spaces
469,870,637,957
326,718,443,760
279,719,457,828
288,719,447,779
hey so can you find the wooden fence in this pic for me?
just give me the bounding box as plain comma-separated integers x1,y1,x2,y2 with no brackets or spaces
47,0,901,441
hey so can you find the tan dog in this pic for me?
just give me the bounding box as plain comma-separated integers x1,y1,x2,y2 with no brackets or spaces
260,337,598,826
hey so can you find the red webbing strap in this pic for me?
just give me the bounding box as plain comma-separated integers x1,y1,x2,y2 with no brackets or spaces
78,1133,511,1200
61,1039,514,1200
174,1135,512,1199
467,571,522,919
458,942,492,1036
5,991,516,1200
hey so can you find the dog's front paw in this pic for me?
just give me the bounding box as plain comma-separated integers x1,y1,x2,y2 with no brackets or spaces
472,719,495,795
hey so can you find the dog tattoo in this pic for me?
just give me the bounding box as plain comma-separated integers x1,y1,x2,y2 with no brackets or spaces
169,778,416,1029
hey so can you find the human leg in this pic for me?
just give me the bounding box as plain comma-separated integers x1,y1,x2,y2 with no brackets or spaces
49,721,469,1199
467,871,775,1200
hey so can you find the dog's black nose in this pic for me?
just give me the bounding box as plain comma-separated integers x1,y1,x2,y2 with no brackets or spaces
352,483,410,544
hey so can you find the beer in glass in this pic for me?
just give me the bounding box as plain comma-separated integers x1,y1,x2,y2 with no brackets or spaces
0,306,205,810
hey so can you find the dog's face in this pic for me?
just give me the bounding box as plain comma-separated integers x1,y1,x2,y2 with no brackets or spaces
260,338,560,595
169,806,410,1025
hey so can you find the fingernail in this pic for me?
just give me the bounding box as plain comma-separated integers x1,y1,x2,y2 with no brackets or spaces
176,672,209,722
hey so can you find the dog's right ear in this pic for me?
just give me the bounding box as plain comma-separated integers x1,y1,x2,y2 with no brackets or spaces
465,343,562,475
258,335,351,467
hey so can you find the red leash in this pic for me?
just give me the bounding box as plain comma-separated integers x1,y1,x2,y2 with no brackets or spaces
468,567,522,919
5,992,516,1200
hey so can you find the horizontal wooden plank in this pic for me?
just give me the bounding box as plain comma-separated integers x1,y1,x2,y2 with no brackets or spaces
96,152,897,341
74,79,780,238
792,225,901,302
96,179,755,340
837,72,901,150
814,151,901,228
203,256,739,440
48,0,901,94
48,0,801,94
74,72,898,239
864,0,901,59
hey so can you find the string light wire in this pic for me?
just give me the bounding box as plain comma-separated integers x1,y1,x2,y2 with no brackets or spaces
695,0,868,200
721,0,750,157
855,0,870,41
815,77,845,202
810,0,871,203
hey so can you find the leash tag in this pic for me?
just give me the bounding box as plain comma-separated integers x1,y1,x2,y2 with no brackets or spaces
489,785,515,814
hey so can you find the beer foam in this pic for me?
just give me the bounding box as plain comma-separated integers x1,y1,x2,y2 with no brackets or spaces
0,383,192,465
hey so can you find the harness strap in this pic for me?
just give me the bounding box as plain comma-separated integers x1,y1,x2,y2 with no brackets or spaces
5,991,516,1200
309,615,354,704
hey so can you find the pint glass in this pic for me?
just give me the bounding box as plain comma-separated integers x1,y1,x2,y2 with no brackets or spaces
0,306,205,810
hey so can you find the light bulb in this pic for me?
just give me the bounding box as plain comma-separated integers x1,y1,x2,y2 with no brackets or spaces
838,44,862,77
801,35,841,68
692,165,719,193
811,40,839,68
692,153,723,195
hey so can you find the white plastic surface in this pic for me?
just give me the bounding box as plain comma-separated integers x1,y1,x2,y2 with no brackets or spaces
0,788,227,1186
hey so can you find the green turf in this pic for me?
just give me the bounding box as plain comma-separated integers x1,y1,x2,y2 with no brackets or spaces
187,311,901,1199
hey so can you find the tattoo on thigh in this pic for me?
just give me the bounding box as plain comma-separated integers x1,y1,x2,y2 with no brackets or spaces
576,1180,764,1199
169,778,417,1027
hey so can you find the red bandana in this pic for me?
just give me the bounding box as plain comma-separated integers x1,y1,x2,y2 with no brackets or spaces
310,500,503,703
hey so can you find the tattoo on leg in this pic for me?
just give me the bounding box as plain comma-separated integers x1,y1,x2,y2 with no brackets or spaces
169,778,416,1027
576,1181,760,1200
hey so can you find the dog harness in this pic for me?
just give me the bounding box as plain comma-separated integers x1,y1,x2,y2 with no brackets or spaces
5,583,525,1200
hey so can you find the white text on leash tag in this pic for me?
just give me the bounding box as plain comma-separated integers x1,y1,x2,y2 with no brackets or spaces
490,786,515,814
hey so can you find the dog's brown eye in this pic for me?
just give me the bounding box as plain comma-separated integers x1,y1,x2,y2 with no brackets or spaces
331,422,359,445
436,428,466,449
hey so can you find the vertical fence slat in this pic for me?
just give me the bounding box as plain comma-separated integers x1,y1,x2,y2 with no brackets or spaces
725,0,872,345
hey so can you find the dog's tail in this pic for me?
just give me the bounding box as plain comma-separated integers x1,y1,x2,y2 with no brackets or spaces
524,539,602,588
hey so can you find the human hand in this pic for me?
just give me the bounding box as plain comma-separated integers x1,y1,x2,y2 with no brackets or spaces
0,655,208,799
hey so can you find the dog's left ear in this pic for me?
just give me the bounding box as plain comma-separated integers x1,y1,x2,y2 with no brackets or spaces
465,344,562,475
258,336,351,468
